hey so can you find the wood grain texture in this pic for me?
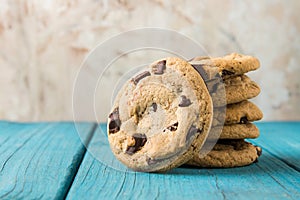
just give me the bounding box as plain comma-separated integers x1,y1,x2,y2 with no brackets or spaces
0,121,95,199
67,122,300,200
252,122,300,172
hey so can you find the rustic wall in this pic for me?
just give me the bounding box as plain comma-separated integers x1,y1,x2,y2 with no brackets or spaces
0,0,299,122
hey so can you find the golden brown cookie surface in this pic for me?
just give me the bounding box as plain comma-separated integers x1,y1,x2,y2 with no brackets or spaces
210,123,260,139
108,57,213,172
190,53,260,78
187,140,262,168
224,100,263,125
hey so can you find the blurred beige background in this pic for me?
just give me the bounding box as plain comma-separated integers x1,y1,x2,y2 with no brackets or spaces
0,0,299,122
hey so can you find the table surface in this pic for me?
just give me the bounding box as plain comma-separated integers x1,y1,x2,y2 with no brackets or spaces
0,121,299,200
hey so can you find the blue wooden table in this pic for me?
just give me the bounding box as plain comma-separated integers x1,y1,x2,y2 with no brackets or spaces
0,121,299,200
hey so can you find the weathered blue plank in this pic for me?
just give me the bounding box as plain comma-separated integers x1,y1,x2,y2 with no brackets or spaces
0,121,95,199
251,122,300,171
67,122,300,200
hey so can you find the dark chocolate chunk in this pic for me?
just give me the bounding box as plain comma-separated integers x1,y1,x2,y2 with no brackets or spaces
186,125,202,141
126,133,147,155
239,116,248,124
221,70,235,76
108,107,121,134
132,71,151,85
178,95,192,107
192,64,209,81
152,103,157,112
108,119,121,134
166,122,178,131
152,60,166,75
256,146,262,156
125,146,136,155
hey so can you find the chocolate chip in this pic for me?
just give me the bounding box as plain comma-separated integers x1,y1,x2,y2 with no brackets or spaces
126,133,147,155
125,146,136,155
239,116,248,124
221,70,235,76
192,64,209,81
132,71,151,85
108,107,121,134
108,119,121,134
186,125,201,141
178,95,192,107
256,146,262,156
152,60,166,75
166,122,178,131
152,103,157,112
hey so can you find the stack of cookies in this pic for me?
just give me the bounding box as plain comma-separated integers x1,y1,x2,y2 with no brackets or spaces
107,54,263,172
187,53,263,168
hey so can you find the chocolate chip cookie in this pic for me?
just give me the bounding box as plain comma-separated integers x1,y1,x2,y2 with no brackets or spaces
210,123,260,140
189,53,260,78
223,75,261,104
107,57,213,172
187,140,262,168
224,100,263,125
190,59,260,106
204,75,260,106
212,100,263,126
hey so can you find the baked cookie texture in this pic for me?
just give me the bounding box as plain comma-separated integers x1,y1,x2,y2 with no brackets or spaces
206,123,260,141
212,123,260,139
107,53,263,171
224,75,260,104
107,57,213,172
212,100,263,126
190,53,260,78
186,140,262,168
224,100,263,124
188,53,263,168
190,62,260,105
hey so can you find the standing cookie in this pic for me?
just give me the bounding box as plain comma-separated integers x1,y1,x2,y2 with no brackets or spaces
107,57,213,172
